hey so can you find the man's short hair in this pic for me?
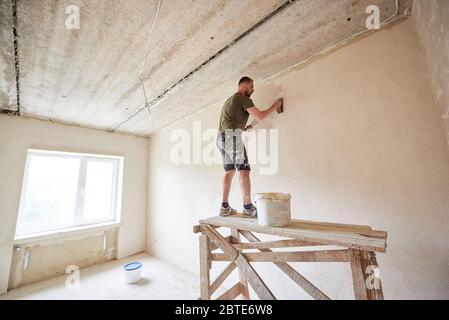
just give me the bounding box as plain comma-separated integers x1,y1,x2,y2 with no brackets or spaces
239,77,253,86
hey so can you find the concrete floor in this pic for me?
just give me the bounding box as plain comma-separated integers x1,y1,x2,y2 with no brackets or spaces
0,253,200,300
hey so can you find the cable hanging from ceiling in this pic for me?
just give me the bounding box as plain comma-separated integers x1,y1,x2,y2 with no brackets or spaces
139,0,162,115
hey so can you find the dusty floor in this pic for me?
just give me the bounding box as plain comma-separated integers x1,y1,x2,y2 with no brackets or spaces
0,253,200,300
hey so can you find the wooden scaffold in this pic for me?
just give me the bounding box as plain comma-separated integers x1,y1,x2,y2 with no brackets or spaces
193,215,387,300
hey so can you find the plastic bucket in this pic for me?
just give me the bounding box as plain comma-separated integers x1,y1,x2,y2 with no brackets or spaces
254,193,291,227
123,262,142,284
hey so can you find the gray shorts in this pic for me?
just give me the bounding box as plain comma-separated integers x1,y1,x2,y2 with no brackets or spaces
216,131,251,172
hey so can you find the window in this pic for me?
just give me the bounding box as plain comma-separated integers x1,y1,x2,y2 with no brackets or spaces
16,149,123,237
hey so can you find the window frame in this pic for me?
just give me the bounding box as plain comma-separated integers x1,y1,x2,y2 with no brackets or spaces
15,149,124,238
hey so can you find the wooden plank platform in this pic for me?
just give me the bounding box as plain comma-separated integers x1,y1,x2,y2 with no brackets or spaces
199,216,387,253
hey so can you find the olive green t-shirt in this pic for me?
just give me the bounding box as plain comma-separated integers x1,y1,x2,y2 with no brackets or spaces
218,93,255,132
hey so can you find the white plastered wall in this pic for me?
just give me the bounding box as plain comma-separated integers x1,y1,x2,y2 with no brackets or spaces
146,19,449,299
0,115,149,294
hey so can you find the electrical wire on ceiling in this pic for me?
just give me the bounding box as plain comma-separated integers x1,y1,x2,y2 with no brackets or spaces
114,0,402,132
112,0,297,132
262,0,400,82
139,0,162,115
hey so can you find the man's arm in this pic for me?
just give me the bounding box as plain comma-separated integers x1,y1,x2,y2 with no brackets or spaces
247,99,283,121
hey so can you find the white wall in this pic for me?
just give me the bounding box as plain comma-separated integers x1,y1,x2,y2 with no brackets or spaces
413,0,449,150
8,229,118,289
0,115,149,294
146,19,449,299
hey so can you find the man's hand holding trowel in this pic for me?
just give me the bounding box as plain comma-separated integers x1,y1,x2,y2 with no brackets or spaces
244,98,284,131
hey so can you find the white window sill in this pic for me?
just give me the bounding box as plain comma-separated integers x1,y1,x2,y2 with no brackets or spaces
14,221,120,246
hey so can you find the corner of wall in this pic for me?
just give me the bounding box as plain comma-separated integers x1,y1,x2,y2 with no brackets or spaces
410,0,449,152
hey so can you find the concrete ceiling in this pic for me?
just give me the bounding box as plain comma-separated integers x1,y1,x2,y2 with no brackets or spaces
0,0,413,136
